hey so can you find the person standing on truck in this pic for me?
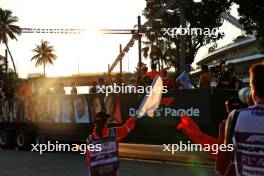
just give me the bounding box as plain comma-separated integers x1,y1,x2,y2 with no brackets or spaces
20,80,32,98
145,63,162,81
216,64,231,89
161,69,174,89
70,82,77,95
56,82,66,95
199,65,211,88
20,80,35,122
96,78,105,94
3,84,15,121
176,64,196,89
86,111,137,176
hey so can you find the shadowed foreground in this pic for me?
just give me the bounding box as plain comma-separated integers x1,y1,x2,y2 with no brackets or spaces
0,149,214,176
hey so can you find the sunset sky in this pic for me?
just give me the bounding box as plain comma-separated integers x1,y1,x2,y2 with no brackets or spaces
1,1,242,78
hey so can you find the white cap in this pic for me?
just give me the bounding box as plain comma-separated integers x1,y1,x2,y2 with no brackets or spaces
238,87,251,105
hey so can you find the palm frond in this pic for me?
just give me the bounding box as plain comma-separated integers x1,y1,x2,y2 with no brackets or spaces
31,40,57,72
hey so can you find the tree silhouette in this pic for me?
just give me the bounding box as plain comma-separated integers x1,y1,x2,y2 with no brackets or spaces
142,0,231,71
31,40,57,76
232,0,264,51
0,8,21,75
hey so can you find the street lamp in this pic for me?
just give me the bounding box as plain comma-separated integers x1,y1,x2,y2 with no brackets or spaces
166,9,175,13
154,18,163,22
179,2,186,73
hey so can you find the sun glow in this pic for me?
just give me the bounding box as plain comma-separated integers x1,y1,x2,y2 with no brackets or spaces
1,0,145,78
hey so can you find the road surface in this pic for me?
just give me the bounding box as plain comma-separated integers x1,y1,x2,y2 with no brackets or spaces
0,149,215,176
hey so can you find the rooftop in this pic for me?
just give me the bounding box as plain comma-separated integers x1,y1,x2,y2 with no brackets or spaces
197,37,257,65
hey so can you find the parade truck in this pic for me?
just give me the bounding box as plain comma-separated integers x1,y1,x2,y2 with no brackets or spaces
0,89,237,150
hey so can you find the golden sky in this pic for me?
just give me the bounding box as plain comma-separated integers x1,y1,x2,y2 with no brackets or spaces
1,1,241,78
1,0,145,78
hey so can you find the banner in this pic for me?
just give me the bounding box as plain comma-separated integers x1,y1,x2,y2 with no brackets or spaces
0,89,234,128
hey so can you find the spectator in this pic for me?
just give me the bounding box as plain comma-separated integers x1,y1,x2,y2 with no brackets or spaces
14,92,25,122
3,85,15,115
176,64,194,89
161,69,174,89
218,63,264,176
1,95,9,122
20,80,32,98
138,66,148,85
0,88,3,122
145,63,162,80
115,73,124,86
229,65,242,90
19,80,34,122
224,96,247,114
229,75,241,90
199,65,211,88
96,77,105,93
90,81,97,94
70,82,77,95
24,95,36,123
56,82,65,95
127,76,138,87
142,75,152,87
216,64,231,89
142,66,148,78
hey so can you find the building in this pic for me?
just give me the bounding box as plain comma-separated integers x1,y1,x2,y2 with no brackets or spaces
195,37,264,80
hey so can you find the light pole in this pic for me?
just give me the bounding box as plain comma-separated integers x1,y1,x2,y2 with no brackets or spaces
5,49,8,74
179,1,186,73
119,44,122,74
138,16,142,79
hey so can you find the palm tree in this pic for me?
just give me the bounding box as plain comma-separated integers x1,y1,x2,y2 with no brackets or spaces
31,40,57,76
0,55,6,77
0,8,21,75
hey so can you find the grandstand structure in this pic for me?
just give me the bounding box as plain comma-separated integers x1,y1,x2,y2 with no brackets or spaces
194,13,264,81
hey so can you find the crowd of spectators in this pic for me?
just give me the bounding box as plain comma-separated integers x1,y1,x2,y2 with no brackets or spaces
175,63,242,90
90,62,243,92
0,79,80,123
0,81,16,123
0,62,250,123
1,59,262,176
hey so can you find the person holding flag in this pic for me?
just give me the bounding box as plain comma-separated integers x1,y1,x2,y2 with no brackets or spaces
177,88,252,175
86,111,137,176
86,76,164,176
177,96,247,159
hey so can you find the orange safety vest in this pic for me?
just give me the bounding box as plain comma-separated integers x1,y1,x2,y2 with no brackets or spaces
88,128,119,176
